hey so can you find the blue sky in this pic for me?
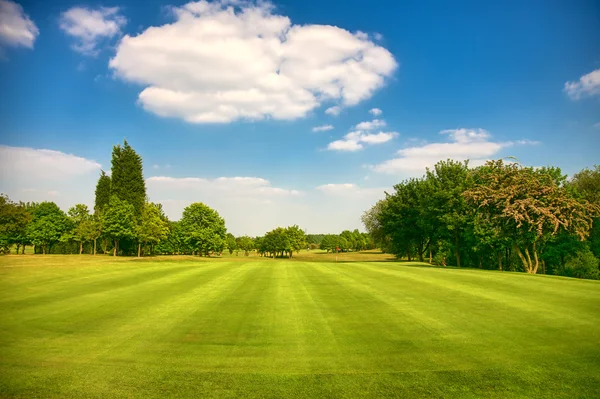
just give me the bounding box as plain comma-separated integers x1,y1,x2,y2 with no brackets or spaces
0,0,599,235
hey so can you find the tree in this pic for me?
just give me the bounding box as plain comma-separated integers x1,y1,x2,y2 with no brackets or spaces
379,178,436,261
285,225,306,258
102,196,136,256
465,160,600,274
362,200,391,252
94,170,111,214
68,204,91,254
179,203,227,256
427,160,471,267
79,216,102,255
0,194,31,254
110,140,146,220
26,202,71,255
236,236,255,256
570,165,600,258
136,203,170,257
226,233,238,255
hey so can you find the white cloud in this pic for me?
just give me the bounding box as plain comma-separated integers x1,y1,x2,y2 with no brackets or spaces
327,130,398,151
325,106,342,116
371,128,537,175
0,0,38,49
312,124,334,132
564,68,600,99
60,6,126,56
373,32,383,41
0,146,102,210
369,108,382,116
109,0,397,123
327,139,364,152
355,119,386,130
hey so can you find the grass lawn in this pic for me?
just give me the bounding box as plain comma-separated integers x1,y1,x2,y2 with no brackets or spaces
1,254,599,398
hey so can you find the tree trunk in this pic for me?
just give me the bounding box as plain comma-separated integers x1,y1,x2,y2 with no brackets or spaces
15,244,20,254
42,245,46,255
113,240,118,256
22,244,26,254
429,250,432,264
497,251,503,271
514,244,531,273
79,241,83,255
138,243,141,257
454,232,461,268
93,239,97,255
532,242,540,274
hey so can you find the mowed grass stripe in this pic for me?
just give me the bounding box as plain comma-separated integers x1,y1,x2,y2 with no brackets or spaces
325,262,600,368
353,262,600,325
0,262,245,359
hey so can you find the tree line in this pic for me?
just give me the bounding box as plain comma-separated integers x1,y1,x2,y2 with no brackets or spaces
362,159,600,279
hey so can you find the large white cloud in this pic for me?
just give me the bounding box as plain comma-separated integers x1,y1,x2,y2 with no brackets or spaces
0,0,38,49
109,0,397,123
60,6,126,56
564,68,600,100
0,146,102,209
371,128,538,175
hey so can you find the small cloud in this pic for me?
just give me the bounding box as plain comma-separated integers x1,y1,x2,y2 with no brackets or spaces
0,0,39,50
327,130,398,152
59,6,126,56
47,190,60,197
369,108,382,116
373,32,383,41
153,164,159,170
594,122,600,129
564,68,600,100
312,124,334,132
325,106,342,116
327,139,363,152
355,119,386,130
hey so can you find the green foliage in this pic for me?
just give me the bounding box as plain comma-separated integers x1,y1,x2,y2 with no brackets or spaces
110,141,146,220
136,203,170,255
179,203,227,256
0,194,31,253
226,233,237,255
102,196,136,256
94,170,111,215
465,160,599,273
561,248,600,280
236,236,254,256
26,202,71,254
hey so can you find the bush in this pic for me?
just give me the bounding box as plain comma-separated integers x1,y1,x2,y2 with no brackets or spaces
562,249,600,280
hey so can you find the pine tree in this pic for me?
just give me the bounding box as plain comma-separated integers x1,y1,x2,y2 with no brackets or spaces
110,140,146,220
94,170,111,214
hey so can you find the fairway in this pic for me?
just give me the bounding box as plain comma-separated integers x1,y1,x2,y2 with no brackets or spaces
1,256,600,398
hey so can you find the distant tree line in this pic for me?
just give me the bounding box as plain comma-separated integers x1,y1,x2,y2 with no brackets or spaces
363,159,600,279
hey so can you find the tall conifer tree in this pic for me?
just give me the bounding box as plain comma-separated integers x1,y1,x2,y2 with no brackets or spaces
94,170,111,214
110,140,146,220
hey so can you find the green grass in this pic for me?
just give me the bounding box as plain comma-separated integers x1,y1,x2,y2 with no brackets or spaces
1,254,599,398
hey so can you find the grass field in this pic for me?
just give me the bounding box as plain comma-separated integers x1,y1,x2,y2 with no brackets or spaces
1,253,600,398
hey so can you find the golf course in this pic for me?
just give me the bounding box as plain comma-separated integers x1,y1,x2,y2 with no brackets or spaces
1,253,599,398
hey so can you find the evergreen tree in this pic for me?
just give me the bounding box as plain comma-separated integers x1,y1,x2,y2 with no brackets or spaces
110,140,146,220
94,170,111,214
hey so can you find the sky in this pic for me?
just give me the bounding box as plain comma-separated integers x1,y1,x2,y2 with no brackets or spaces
0,0,599,236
